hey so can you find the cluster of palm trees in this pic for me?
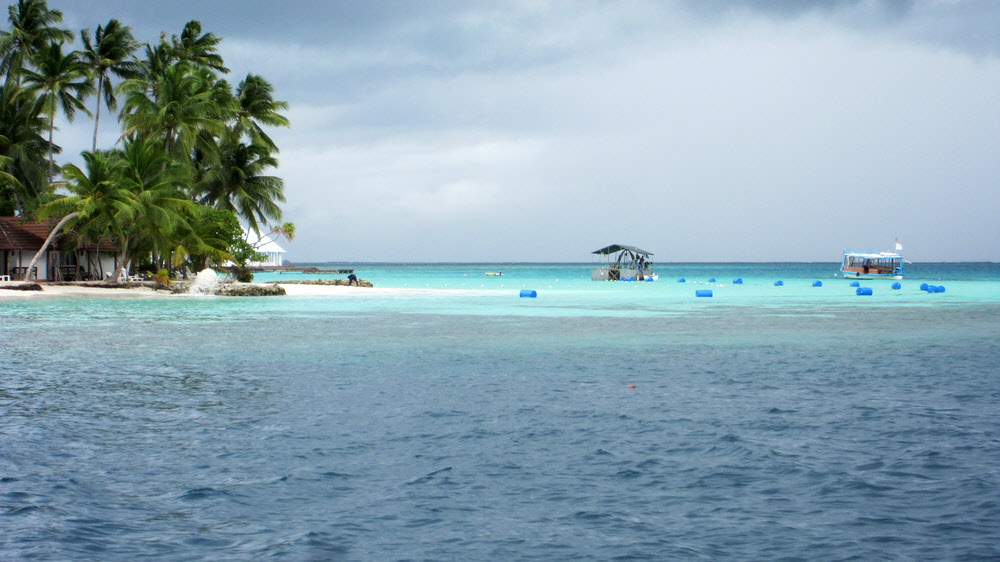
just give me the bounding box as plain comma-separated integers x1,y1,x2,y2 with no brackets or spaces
0,0,293,280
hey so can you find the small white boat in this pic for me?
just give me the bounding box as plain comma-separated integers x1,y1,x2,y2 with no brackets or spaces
486,271,503,276
841,240,904,279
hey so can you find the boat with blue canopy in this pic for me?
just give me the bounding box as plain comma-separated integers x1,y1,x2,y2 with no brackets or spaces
841,240,904,279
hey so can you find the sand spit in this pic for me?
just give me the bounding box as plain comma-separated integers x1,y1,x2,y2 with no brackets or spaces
0,279,482,299
0,281,167,299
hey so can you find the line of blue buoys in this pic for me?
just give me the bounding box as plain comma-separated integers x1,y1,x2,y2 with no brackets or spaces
526,277,945,299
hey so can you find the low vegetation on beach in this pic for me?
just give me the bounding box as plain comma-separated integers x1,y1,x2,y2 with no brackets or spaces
0,281,41,290
0,0,293,283
277,278,374,288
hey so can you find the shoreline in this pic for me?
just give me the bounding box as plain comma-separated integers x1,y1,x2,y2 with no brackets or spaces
0,282,171,299
0,281,466,299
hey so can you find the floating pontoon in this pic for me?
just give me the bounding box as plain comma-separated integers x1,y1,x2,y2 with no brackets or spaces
591,244,656,281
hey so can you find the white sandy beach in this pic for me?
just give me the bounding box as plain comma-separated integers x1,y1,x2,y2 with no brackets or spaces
0,282,169,299
0,281,456,299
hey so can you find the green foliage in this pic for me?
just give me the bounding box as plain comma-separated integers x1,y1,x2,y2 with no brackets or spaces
154,267,171,289
231,239,265,268
196,131,284,234
230,264,253,283
0,82,49,209
0,0,74,82
3,11,292,275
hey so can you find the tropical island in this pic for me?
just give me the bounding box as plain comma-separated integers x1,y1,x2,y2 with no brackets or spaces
0,0,303,294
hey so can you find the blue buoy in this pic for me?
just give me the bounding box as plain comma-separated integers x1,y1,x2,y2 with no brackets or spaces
891,282,901,290
708,278,716,283
927,285,946,293
732,278,743,284
519,289,537,298
812,281,822,287
856,287,873,296
774,280,783,286
850,281,860,287
920,283,929,291
646,277,654,282
695,289,713,297
627,277,636,282
677,278,686,283
936,285,946,293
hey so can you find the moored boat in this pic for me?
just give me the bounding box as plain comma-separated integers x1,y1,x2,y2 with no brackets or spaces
591,244,656,281
841,240,904,279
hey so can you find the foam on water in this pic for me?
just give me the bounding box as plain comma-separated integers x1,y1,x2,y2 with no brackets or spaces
187,268,221,295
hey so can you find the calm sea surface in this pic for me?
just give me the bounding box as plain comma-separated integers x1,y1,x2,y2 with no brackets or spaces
2,263,999,560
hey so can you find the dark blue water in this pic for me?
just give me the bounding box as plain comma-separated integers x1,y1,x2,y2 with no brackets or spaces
3,265,1000,559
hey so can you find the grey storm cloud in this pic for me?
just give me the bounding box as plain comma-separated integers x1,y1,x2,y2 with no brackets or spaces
51,1,1000,262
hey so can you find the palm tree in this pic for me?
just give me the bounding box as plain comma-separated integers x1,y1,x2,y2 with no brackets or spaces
119,62,228,158
234,74,289,151
24,150,136,280
170,20,228,74
20,42,93,183
117,135,195,271
0,81,49,211
0,0,73,84
128,40,172,99
197,131,285,235
80,19,140,152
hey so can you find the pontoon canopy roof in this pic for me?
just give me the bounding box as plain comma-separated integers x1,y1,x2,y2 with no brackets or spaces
592,244,653,256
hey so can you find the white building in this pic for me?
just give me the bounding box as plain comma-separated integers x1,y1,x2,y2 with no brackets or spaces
244,228,286,267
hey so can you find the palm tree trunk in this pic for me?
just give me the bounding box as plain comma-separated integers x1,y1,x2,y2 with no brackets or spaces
92,75,104,153
110,235,131,284
48,119,55,184
23,212,79,281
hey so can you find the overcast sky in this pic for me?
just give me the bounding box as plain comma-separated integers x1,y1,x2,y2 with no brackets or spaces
51,1,1000,262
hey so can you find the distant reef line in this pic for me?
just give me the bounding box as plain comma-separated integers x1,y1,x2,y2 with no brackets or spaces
274,278,373,288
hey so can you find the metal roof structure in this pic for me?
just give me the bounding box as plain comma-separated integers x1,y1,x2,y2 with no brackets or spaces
591,244,653,256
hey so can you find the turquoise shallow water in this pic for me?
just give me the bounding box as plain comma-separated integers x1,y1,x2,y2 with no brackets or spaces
2,263,1000,559
251,262,1000,315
